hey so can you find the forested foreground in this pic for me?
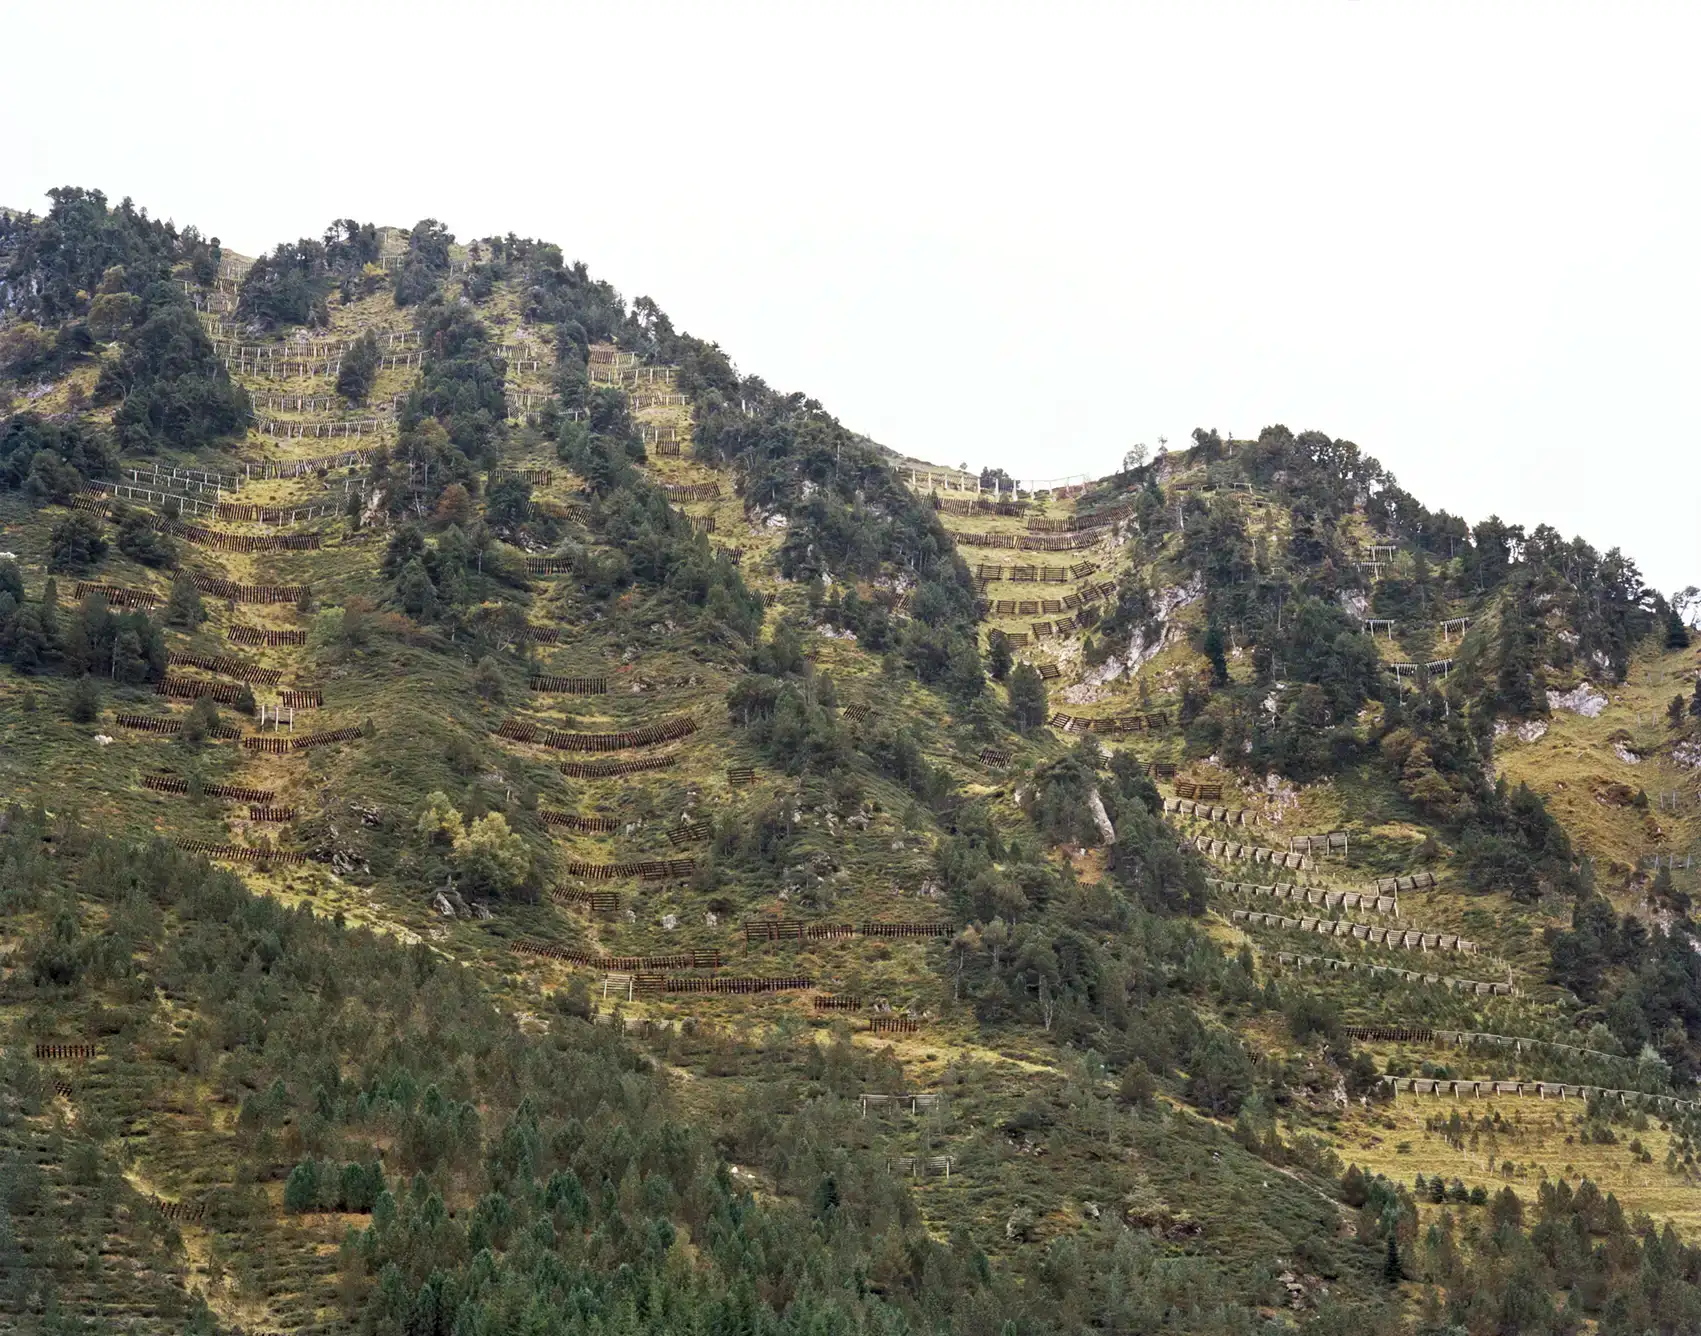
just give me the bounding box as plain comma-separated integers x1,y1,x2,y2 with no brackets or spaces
3,813,1701,1334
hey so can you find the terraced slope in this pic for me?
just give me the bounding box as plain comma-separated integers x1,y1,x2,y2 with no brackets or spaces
2,193,1699,1333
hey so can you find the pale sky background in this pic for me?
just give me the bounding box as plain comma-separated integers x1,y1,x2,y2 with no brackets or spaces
3,1,1696,597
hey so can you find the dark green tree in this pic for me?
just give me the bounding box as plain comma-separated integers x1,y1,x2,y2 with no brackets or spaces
1008,663,1048,733
336,329,381,404
165,572,204,628
1203,622,1229,685
48,512,108,572
1667,609,1693,650
67,676,100,723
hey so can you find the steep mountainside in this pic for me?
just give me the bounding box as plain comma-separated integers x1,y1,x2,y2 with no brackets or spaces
2,187,1700,1335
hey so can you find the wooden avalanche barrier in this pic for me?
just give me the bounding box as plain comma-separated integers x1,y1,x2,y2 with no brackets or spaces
1375,872,1439,892
726,765,756,786
979,747,1011,767
151,516,321,552
540,810,621,833
279,689,322,708
1164,797,1256,826
662,481,720,500
887,1155,953,1178
949,528,1107,551
1193,834,1311,870
524,556,574,575
662,975,813,994
1381,1076,1700,1115
862,922,954,938
141,774,275,803
550,887,621,913
1028,504,1133,531
190,573,305,604
34,1043,96,1060
1267,950,1512,995
517,625,562,644
840,702,872,723
744,920,857,943
158,676,247,704
869,1016,924,1034
667,821,712,846
240,725,365,753
813,995,862,1011
229,624,306,646
1049,712,1168,735
167,651,282,685
561,755,680,779
248,806,296,822
215,499,339,523
1228,908,1475,954
513,941,721,970
563,858,696,881
176,840,308,865
496,715,697,752
1172,779,1224,802
1375,1027,1655,1068
1289,832,1351,855
743,920,953,943
1341,1025,1434,1043
1206,877,1397,916
116,713,240,739
528,674,609,694
72,582,159,609
150,1197,206,1223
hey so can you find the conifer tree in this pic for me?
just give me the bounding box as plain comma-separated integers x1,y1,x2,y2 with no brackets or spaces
1667,608,1693,650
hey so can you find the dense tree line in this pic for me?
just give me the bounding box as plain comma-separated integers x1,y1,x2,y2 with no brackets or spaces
0,413,114,501
236,219,381,328
2,186,219,324
0,560,166,682
1,188,247,449
3,817,1400,1334
392,218,454,307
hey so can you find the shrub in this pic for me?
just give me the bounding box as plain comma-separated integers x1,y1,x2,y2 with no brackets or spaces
48,512,108,572
66,676,100,723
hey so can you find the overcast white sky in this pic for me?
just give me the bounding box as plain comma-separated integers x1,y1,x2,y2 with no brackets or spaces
4,1,1696,595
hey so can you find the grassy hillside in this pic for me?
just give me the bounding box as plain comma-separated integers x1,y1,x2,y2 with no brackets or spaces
2,189,1699,1335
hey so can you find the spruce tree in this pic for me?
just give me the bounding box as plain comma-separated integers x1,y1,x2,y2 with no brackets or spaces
1667,609,1693,649
1007,663,1048,733
1204,622,1229,685
1383,1231,1405,1284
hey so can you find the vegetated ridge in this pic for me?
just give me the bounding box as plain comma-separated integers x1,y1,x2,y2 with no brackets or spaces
2,185,1700,1334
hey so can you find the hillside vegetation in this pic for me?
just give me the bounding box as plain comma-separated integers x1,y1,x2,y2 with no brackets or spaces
2,185,1700,1335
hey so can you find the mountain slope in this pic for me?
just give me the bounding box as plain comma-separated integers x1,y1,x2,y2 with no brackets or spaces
1,188,1699,1335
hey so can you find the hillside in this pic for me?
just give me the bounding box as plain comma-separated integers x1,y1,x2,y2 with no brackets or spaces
2,186,1700,1335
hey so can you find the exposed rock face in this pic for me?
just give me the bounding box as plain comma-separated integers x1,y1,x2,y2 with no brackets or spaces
1087,787,1117,845
1493,719,1549,743
1085,574,1204,685
1547,682,1607,717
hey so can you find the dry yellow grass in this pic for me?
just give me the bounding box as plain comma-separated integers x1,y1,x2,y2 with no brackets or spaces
1327,1090,1701,1233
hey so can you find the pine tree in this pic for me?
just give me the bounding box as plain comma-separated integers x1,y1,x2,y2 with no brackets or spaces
66,676,100,722
1383,1231,1405,1284
1007,663,1048,733
165,572,204,628
1204,623,1229,685
1666,609,1692,650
